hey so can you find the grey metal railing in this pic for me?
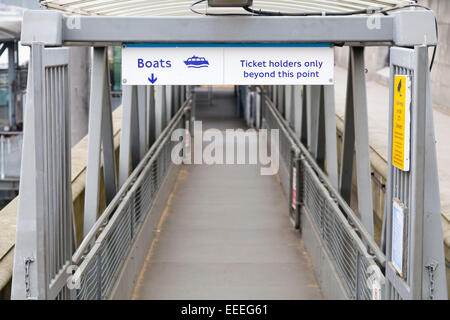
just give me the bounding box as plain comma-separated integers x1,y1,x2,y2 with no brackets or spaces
263,94,386,300
72,98,190,300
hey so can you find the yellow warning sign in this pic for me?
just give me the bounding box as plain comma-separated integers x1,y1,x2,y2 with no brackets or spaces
392,75,411,171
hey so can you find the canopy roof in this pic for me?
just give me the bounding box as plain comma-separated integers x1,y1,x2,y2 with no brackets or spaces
0,14,21,40
41,0,414,17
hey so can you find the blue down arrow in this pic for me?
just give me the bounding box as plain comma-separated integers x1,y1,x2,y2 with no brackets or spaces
148,73,158,84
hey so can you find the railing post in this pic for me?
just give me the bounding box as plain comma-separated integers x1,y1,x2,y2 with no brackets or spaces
339,47,374,237
384,45,447,300
147,86,156,147
138,86,148,158
155,85,167,137
84,47,117,236
7,41,18,128
339,52,355,204
323,85,338,189
12,44,73,300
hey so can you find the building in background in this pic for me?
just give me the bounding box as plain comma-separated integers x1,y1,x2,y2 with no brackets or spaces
0,0,91,205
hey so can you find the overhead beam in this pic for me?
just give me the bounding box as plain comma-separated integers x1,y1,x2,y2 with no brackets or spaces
21,10,437,47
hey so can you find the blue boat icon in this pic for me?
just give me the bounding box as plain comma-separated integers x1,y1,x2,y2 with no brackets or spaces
184,56,210,68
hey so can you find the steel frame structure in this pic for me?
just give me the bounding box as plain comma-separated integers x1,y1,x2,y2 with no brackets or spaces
0,40,19,129
11,9,447,299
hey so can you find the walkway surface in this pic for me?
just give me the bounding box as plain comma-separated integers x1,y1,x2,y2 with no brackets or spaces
133,88,322,300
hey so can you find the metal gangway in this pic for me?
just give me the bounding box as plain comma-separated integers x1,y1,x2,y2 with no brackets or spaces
10,7,448,300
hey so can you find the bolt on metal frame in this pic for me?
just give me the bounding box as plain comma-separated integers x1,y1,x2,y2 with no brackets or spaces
11,8,447,299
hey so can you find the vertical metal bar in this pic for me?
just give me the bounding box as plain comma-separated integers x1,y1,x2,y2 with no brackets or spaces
165,85,173,124
179,85,185,107
255,88,261,130
272,85,276,102
316,86,326,169
46,67,53,279
155,85,167,137
174,85,180,113
12,42,48,299
54,66,61,272
351,46,374,236
147,86,156,147
138,86,148,158
63,64,73,260
7,41,17,128
308,86,321,157
131,86,141,169
285,85,292,125
293,85,302,139
83,47,107,237
101,50,118,205
409,45,427,299
277,85,284,115
118,85,134,187
324,85,339,189
190,86,196,138
339,51,355,204
52,66,59,275
301,86,308,145
382,48,396,271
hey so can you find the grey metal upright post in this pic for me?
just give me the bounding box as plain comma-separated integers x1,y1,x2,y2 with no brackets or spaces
7,41,18,128
118,85,140,187
384,45,447,300
277,85,284,115
147,86,156,147
339,47,374,236
339,54,355,204
155,85,167,137
166,85,173,124
84,47,117,236
293,86,302,139
285,85,293,127
307,85,321,158
138,86,148,158
323,85,338,189
12,44,73,299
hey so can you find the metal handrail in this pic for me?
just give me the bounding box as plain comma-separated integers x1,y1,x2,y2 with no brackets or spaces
72,97,191,264
263,93,386,267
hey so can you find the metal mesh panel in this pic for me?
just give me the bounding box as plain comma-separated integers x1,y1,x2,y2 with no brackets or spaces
302,161,381,299
74,104,187,300
43,64,72,284
264,94,385,300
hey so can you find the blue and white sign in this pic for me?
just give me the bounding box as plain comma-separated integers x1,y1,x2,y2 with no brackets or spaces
122,43,334,85
391,198,406,277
